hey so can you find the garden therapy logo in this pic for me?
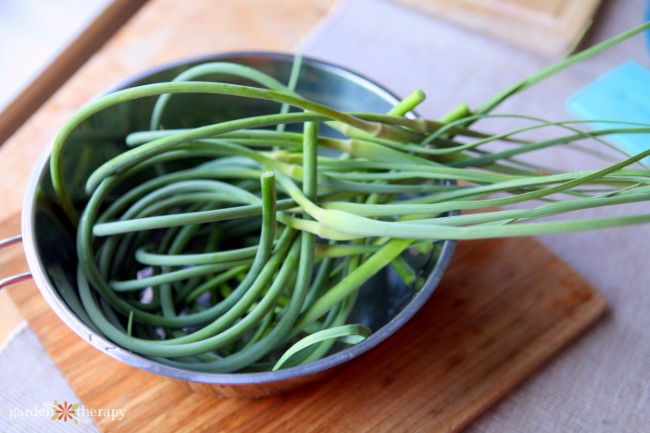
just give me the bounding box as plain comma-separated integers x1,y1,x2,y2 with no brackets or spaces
7,400,126,424
51,400,79,423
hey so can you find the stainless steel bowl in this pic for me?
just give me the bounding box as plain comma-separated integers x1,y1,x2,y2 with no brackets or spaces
7,52,455,398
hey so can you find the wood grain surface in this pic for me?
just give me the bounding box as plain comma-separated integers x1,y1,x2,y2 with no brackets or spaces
396,0,602,56
1,212,605,432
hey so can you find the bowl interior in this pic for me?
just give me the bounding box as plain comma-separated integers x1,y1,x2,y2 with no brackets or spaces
24,53,455,387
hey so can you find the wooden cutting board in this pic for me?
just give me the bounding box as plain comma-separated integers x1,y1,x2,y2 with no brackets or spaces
1,212,605,432
396,0,602,56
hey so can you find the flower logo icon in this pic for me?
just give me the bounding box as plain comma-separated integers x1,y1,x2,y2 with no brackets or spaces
51,400,79,423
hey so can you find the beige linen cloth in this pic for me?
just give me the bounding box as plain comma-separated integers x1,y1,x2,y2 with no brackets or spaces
1,324,99,431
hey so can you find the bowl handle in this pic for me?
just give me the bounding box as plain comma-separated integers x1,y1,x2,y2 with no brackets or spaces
0,235,32,289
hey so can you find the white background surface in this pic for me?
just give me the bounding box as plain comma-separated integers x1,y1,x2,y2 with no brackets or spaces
303,0,650,431
0,0,111,112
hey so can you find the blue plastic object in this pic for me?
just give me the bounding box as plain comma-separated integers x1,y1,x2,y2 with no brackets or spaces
567,61,650,164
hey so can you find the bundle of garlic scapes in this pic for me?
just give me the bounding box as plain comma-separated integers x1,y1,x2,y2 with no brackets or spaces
49,23,650,372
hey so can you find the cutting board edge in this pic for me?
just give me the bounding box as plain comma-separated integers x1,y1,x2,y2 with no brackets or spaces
453,287,606,432
395,0,603,56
